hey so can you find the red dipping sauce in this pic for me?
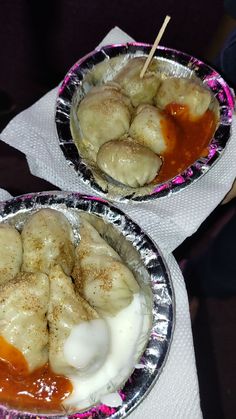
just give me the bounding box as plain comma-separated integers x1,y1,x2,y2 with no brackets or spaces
0,336,73,413
154,103,217,183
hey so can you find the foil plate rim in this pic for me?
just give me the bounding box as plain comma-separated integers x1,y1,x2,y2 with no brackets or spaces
55,42,235,203
0,191,175,419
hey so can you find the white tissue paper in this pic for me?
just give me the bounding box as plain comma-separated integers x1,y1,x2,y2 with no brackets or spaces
4,25,236,417
1,27,235,254
0,188,13,202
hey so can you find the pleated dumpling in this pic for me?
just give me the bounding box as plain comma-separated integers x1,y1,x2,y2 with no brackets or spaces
77,82,132,155
74,217,121,261
96,137,162,187
21,208,75,276
155,77,212,119
0,271,49,372
48,264,109,376
114,57,161,107
129,104,177,154
0,223,22,285
72,219,139,316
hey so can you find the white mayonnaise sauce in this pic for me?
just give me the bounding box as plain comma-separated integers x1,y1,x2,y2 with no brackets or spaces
100,392,123,407
64,319,110,374
63,292,150,410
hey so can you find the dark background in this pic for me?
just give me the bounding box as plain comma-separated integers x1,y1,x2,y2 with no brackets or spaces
1,1,236,418
0,0,224,115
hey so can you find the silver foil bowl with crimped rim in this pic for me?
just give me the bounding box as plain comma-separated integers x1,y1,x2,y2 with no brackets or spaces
55,42,234,202
0,191,174,419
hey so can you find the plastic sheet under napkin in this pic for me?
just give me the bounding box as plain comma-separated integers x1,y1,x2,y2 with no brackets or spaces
1,25,235,418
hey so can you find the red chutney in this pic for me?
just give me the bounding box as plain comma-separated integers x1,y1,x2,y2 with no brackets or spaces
0,336,73,413
154,103,217,183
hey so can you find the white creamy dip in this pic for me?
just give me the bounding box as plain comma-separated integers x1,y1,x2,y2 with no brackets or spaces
64,319,110,374
63,292,150,410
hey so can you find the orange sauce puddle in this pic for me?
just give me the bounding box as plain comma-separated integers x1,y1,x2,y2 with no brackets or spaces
0,336,73,413
154,103,217,183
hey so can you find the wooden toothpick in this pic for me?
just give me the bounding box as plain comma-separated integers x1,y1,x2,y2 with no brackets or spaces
140,15,171,79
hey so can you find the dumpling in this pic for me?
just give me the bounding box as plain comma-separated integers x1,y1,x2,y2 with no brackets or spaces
96,137,162,187
114,57,161,107
129,104,177,154
72,219,140,316
77,82,133,155
48,264,109,376
21,208,75,276
74,256,140,317
0,223,22,285
75,217,121,261
0,271,49,372
72,217,121,282
155,77,212,119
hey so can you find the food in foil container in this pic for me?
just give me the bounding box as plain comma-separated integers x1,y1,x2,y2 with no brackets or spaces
56,44,234,201
72,55,219,190
96,136,163,188
0,223,23,284
0,192,173,418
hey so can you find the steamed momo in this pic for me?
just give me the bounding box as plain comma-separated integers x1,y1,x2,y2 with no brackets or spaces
129,104,177,155
96,137,162,187
47,264,109,376
155,77,212,118
0,271,49,372
0,223,22,285
114,57,161,107
72,219,140,316
21,208,75,276
75,217,121,261
77,83,132,155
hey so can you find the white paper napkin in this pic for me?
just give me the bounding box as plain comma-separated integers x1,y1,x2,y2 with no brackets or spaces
1,28,235,254
131,253,201,419
0,188,12,202
3,26,230,418
0,188,201,419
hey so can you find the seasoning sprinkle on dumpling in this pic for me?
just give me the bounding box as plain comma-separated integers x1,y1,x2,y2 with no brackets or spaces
96,136,162,187
129,104,177,155
48,264,109,376
155,77,212,119
114,57,161,107
0,271,49,372
77,82,133,157
21,208,75,276
0,223,22,285
72,218,140,316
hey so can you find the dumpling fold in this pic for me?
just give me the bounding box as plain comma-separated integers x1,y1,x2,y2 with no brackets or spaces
97,137,162,187
48,264,104,376
155,77,211,119
72,219,139,316
77,82,132,156
129,104,177,154
0,271,49,372
114,57,161,107
21,208,75,276
0,223,22,285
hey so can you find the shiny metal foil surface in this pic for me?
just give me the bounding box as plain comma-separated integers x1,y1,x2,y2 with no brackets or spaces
0,191,174,419
55,43,234,202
